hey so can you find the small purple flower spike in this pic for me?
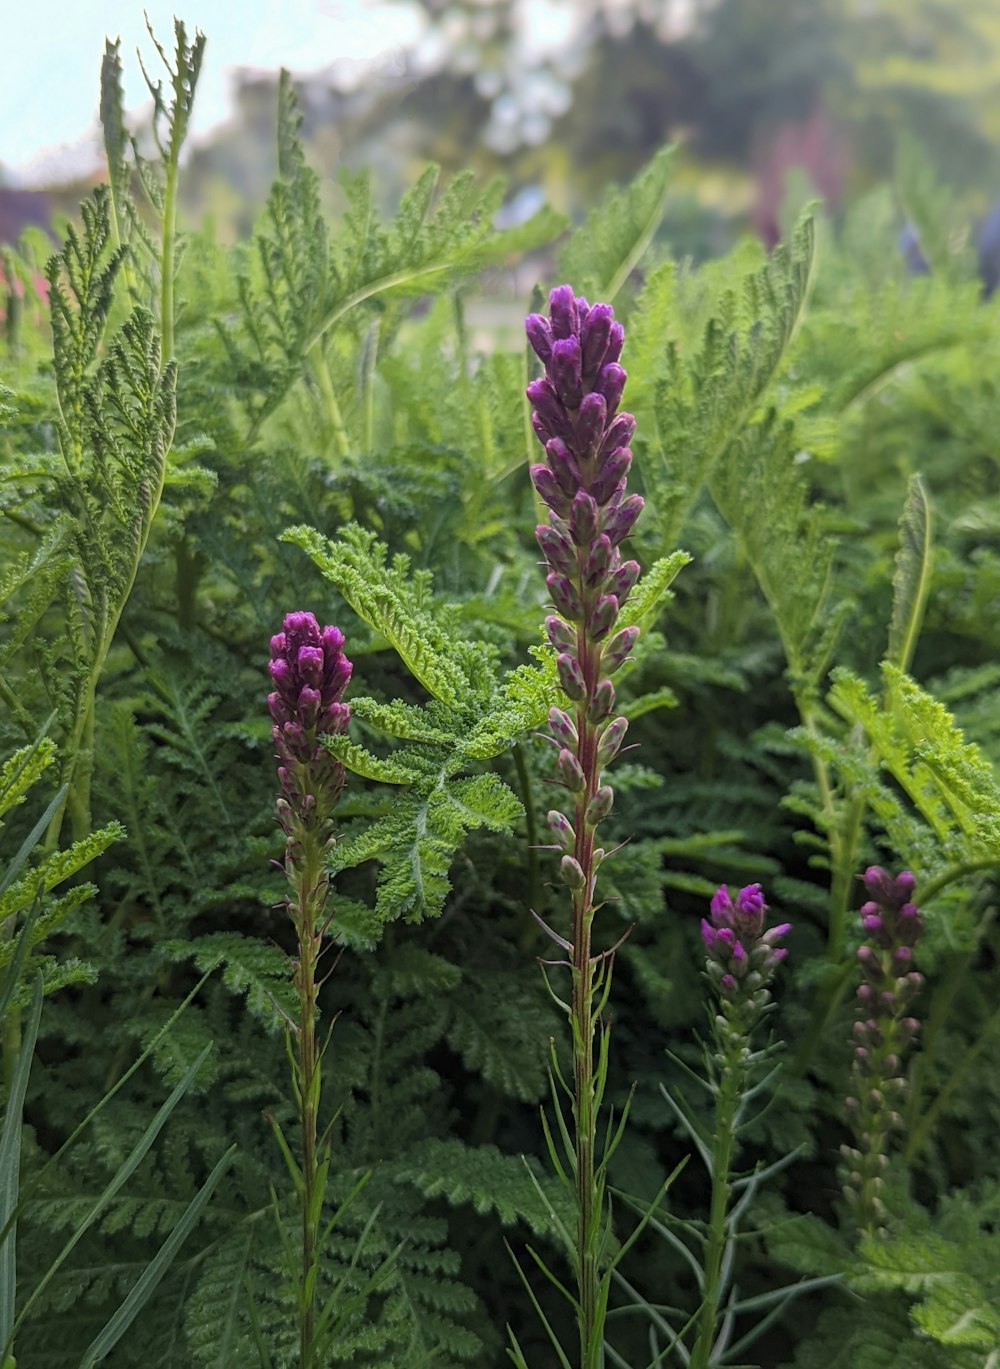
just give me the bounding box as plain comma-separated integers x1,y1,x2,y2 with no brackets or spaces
701,883,789,1006
269,611,352,828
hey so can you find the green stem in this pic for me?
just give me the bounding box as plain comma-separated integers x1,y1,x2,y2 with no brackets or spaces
293,824,327,1369
160,153,178,366
310,350,350,460
690,1035,740,1369
571,630,604,1369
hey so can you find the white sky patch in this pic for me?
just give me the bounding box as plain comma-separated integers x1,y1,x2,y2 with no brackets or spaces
0,0,423,185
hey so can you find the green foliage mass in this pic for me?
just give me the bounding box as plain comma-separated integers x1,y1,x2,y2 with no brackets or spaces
2,23,1000,1368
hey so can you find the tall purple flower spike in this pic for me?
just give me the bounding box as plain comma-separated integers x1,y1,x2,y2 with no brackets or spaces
701,883,790,1003
526,286,643,896
842,866,926,1235
269,611,352,828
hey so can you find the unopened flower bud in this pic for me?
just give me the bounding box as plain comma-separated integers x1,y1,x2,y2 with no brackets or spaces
587,678,616,722
569,489,599,547
589,594,619,641
608,560,641,605
546,615,577,652
557,748,586,793
547,573,584,621
525,313,553,365
536,523,576,574
560,855,586,890
602,493,644,544
586,785,614,826
556,652,587,701
531,463,571,516
590,447,633,504
582,534,614,587
601,625,639,674
547,810,576,851
596,716,629,764
548,707,578,748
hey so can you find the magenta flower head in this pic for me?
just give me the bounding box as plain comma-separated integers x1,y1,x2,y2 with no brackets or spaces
269,611,352,827
702,883,789,1004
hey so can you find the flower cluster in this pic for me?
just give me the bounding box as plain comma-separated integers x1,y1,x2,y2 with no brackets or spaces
842,866,926,1234
701,883,790,1007
268,611,352,838
525,286,642,893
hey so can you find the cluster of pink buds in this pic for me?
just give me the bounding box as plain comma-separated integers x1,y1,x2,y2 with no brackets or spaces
701,883,790,1007
842,866,925,1234
268,611,352,842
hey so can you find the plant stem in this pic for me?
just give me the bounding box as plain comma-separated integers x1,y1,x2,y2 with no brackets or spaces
571,633,603,1369
690,1033,740,1369
293,822,327,1369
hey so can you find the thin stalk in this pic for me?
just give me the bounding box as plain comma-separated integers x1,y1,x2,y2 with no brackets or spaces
292,821,327,1369
690,1052,739,1369
570,622,604,1369
310,350,351,460
160,153,177,366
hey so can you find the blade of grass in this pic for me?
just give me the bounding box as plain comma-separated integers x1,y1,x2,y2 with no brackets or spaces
79,1144,237,1365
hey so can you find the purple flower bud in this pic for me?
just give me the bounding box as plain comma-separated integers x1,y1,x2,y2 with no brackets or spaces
595,363,627,416
574,392,609,463
891,946,913,976
608,560,640,605
556,652,587,701
526,378,570,442
602,493,644,544
605,321,624,366
601,412,636,456
719,973,738,998
557,748,586,792
596,716,628,765
548,707,579,748
589,594,619,642
701,919,719,953
569,489,600,547
586,785,614,825
546,616,577,653
545,437,583,497
710,886,735,927
587,678,616,723
735,882,766,929
525,313,553,365
548,285,579,341
530,464,571,517
580,303,614,380
536,523,576,575
547,809,576,851
560,854,586,890
590,447,633,504
896,904,925,946
582,533,614,587
547,573,584,621
861,911,884,938
550,336,584,410
601,625,639,675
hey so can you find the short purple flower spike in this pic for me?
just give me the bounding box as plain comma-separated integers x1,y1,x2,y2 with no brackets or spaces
702,883,789,1003
269,611,352,824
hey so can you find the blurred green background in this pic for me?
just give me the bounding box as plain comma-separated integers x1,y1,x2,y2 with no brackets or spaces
4,0,1000,263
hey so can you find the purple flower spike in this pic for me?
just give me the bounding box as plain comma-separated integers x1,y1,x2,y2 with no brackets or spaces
269,611,352,827
701,883,788,1009
845,866,927,1235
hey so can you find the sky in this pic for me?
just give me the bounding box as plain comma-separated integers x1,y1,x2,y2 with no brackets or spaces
0,0,425,186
